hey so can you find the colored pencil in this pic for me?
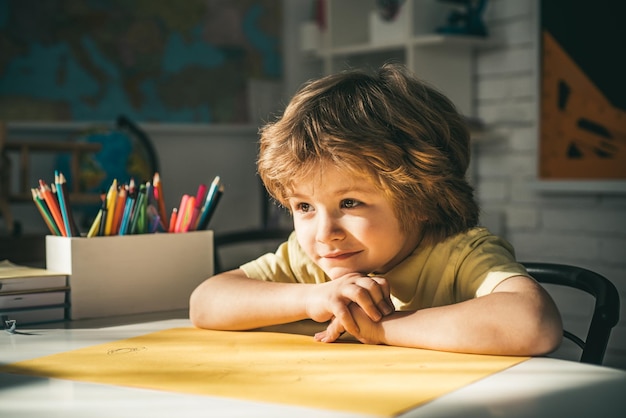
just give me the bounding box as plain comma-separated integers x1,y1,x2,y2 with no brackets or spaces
129,184,147,234
174,194,190,233
87,190,107,237
196,176,223,230
104,179,118,236
153,173,168,231
111,186,127,235
180,196,196,232
168,208,178,233
39,180,66,237
202,184,223,229
118,192,135,236
55,171,79,237
98,199,108,237
31,188,61,236
147,205,161,233
39,172,225,237
137,185,148,234
187,183,207,232
87,210,102,238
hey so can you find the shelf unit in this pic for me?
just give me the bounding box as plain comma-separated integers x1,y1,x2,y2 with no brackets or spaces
299,0,497,117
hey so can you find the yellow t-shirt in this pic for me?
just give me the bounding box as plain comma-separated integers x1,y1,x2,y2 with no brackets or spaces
240,227,530,311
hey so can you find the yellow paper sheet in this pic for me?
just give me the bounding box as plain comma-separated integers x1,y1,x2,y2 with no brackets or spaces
0,327,528,417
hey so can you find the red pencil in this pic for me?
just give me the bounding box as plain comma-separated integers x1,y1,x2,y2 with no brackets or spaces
153,173,168,231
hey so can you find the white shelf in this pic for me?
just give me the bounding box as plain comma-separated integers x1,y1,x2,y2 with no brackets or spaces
319,41,406,57
410,34,496,48
318,34,495,58
295,0,496,117
532,180,626,195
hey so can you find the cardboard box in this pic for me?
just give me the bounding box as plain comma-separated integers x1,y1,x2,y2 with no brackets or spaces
46,231,213,320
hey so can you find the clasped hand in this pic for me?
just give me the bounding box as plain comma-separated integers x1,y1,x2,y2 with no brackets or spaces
305,273,394,344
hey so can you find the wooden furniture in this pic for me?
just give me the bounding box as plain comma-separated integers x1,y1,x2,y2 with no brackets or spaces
0,122,101,235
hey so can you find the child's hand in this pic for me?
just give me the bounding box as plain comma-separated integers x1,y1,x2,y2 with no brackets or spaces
306,273,394,340
314,303,385,344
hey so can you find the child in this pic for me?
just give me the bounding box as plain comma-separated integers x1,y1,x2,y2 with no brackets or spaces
190,63,563,356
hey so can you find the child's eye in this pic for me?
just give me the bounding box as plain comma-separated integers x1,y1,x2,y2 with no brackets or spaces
341,199,361,209
296,202,312,213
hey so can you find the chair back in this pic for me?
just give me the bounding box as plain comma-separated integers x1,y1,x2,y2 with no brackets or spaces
522,262,620,365
214,228,292,273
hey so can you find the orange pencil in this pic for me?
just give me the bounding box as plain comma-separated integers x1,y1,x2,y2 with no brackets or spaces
111,186,127,235
168,208,178,233
39,180,66,236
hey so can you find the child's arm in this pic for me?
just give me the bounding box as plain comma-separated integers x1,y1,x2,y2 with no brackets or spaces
189,269,394,335
317,275,563,356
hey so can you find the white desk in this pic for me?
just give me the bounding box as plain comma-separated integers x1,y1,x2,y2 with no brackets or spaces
1,315,626,418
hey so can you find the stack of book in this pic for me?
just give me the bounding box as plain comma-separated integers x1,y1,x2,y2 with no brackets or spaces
0,260,69,327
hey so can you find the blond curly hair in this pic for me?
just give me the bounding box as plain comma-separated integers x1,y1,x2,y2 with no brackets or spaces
258,63,478,246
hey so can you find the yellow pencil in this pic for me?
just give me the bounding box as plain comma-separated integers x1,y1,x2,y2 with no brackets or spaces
87,210,102,238
104,179,118,236
87,191,107,237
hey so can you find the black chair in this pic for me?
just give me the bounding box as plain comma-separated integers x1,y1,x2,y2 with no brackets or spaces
212,182,294,273
213,227,292,274
522,262,620,365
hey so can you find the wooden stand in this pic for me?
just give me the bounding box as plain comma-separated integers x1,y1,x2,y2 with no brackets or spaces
0,122,102,235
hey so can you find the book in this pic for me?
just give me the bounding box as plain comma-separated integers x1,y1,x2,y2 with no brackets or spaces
0,259,68,293
0,260,69,325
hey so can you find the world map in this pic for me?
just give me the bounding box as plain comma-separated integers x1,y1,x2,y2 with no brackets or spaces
0,0,281,124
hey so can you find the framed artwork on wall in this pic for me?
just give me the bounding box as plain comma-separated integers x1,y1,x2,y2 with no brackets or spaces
538,0,626,193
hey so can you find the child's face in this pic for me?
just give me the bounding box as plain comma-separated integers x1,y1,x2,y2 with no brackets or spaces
286,164,421,280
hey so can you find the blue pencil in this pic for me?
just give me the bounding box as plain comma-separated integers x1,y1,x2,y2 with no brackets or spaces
55,171,73,237
118,194,135,236
196,176,223,230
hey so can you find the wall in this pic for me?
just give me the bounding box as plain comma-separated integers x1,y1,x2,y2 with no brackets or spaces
475,0,626,368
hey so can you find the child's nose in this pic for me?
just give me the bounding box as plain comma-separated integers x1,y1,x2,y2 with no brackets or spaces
315,211,344,243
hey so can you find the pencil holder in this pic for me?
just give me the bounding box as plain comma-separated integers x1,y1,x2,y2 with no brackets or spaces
45,231,213,320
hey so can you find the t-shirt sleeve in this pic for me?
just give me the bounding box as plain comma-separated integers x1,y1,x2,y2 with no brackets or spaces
239,232,328,284
455,232,531,299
